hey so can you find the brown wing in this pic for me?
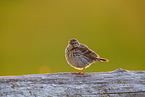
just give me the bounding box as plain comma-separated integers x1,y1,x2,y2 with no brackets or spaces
78,43,100,60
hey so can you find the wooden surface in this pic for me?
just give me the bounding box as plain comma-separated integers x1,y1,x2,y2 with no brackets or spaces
0,69,145,97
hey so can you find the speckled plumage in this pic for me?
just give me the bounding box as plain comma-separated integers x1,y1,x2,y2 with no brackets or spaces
65,38,108,74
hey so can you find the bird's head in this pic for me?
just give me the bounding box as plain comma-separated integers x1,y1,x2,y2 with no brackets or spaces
68,38,79,48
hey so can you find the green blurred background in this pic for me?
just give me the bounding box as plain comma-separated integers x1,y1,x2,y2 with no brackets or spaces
0,0,145,76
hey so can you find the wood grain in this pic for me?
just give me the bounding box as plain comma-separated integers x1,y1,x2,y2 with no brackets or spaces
0,69,145,97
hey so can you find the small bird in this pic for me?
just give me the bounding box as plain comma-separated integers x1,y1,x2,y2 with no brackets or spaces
65,38,109,74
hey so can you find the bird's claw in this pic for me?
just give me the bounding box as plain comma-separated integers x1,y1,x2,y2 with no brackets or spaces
72,72,84,75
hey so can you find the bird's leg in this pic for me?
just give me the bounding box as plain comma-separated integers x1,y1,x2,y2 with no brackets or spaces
72,68,85,75
78,68,85,74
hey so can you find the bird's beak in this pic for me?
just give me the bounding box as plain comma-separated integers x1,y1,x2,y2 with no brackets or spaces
73,44,79,48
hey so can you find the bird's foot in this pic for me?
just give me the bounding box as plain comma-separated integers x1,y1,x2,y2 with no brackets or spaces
72,72,84,75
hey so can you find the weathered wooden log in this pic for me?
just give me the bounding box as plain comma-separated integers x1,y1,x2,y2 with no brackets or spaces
0,68,145,97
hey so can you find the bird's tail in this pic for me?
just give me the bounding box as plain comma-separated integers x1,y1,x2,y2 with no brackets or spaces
98,58,109,62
